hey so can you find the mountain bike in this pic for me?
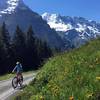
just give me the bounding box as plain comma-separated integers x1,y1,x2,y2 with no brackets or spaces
12,73,23,89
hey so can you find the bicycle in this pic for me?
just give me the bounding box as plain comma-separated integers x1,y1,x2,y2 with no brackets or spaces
12,73,23,89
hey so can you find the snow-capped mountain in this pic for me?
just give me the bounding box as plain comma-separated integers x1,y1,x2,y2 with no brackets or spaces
42,12,100,48
0,0,24,15
42,13,73,32
0,0,64,48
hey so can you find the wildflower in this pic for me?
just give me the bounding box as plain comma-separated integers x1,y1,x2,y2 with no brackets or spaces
95,58,98,62
69,96,74,100
95,58,100,64
40,95,44,100
86,93,93,98
89,65,94,68
96,77,100,80
76,76,81,81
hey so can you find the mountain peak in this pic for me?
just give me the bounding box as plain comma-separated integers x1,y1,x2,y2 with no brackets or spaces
42,12,73,32
0,0,24,15
42,12,60,21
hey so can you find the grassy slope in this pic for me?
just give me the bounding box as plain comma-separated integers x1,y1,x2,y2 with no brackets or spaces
16,39,100,100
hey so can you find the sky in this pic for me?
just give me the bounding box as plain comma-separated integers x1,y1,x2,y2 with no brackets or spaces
24,0,100,22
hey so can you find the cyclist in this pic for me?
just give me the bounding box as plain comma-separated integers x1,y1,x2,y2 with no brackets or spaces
12,61,23,80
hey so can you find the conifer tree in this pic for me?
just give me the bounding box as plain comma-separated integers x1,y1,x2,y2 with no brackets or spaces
12,25,26,63
0,22,10,51
0,23,10,74
0,38,6,74
26,25,37,69
42,41,53,59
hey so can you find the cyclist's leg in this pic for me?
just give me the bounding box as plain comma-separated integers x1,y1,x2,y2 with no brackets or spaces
17,72,23,80
17,72,21,81
18,72,23,87
20,73,23,81
16,73,18,79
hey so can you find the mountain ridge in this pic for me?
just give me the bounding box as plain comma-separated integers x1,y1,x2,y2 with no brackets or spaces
42,12,100,48
42,12,100,33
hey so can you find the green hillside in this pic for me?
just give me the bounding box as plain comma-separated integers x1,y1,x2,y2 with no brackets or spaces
16,39,100,100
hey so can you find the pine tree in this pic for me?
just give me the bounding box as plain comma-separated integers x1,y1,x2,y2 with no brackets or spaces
35,39,44,64
42,41,53,59
26,26,35,47
12,25,26,64
35,38,53,66
0,22,10,51
26,25,38,69
0,22,11,74
0,39,6,74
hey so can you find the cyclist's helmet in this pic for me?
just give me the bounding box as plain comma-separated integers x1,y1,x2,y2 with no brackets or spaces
16,61,20,64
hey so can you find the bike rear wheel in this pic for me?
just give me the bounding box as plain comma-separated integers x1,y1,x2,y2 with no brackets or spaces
12,77,18,89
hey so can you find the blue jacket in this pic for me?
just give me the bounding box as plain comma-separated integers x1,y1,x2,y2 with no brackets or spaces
13,64,23,73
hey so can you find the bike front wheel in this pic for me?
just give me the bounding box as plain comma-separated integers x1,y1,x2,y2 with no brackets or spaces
12,77,18,89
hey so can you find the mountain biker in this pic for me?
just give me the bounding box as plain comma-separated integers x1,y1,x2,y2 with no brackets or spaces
12,62,23,80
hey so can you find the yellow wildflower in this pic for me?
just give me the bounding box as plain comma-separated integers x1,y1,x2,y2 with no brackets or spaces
40,95,44,100
69,96,74,100
96,77,100,80
86,93,93,98
95,58,98,61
